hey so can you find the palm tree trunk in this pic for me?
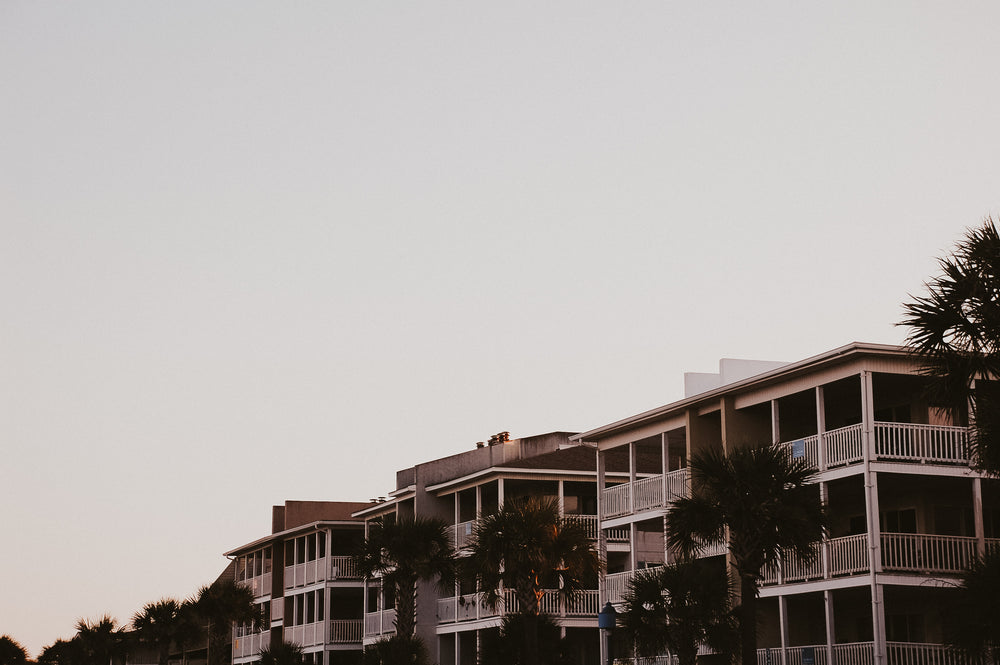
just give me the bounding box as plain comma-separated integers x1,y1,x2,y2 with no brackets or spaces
739,575,757,665
524,611,540,665
394,576,417,638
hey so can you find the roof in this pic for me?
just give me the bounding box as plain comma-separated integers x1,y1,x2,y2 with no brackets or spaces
574,342,911,441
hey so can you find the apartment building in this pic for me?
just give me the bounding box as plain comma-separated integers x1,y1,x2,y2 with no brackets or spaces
353,431,632,665
577,342,998,665
225,501,370,665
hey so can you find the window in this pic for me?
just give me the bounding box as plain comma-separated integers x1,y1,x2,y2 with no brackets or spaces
881,508,917,533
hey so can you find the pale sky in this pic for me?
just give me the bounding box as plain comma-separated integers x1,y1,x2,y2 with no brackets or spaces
2,1,999,657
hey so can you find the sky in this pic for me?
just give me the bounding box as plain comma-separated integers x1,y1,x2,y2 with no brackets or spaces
2,1,999,657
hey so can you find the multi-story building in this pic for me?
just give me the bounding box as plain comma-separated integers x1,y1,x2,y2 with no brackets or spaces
577,342,999,664
354,431,631,665
226,500,370,665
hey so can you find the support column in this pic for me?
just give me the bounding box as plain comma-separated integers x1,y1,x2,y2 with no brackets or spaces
628,441,637,515
974,476,986,556
778,595,789,665
861,371,886,665
597,448,608,606
771,399,781,444
558,479,565,517
824,589,836,665
816,386,827,471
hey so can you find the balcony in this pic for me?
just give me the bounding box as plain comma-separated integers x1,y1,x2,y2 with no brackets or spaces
604,567,662,605
233,630,269,659
284,556,360,589
751,641,980,665
777,422,969,472
328,619,363,644
285,621,325,648
601,469,689,519
437,589,600,624
363,609,395,638
761,533,998,586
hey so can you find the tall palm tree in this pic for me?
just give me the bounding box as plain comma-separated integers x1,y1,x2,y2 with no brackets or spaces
944,548,1000,662
193,579,262,665
900,217,1000,473
74,615,127,665
37,638,84,665
354,515,456,640
132,598,199,665
620,560,736,665
667,443,826,665
465,497,601,665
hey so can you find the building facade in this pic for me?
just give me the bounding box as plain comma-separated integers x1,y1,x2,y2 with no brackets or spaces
354,431,630,665
577,342,997,665
226,501,370,665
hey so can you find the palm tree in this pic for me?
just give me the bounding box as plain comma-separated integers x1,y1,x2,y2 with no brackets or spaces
465,497,601,665
900,217,1000,473
132,598,199,665
944,548,1000,662
0,635,28,665
193,579,262,665
257,640,304,665
74,615,127,665
354,514,456,640
37,639,84,665
620,560,736,665
667,443,826,665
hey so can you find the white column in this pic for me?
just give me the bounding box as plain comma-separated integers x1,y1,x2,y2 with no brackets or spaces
861,371,886,665
974,476,985,556
771,399,781,444
778,595,789,665
824,589,836,665
628,441,637,515
816,386,827,471
558,479,565,516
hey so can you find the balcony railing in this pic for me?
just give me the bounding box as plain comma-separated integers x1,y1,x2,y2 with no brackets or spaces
437,589,600,623
605,566,663,605
875,423,969,465
284,556,361,589
881,533,978,574
754,642,980,665
232,630,269,659
778,423,969,473
761,532,983,586
363,609,396,638
601,469,689,519
328,619,363,644
285,621,325,647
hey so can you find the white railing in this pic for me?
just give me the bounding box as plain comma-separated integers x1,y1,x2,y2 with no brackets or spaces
757,644,830,665
285,621,324,647
607,526,630,542
438,589,599,623
778,423,968,472
566,514,599,539
695,538,727,559
762,535,869,586
758,642,979,665
875,423,969,465
778,434,821,470
823,423,865,468
284,559,323,589
604,567,663,605
328,619,362,643
328,556,360,580
437,593,496,623
829,534,870,576
634,475,665,512
363,609,395,637
602,483,631,519
240,572,271,598
601,469,689,519
232,630,269,659
881,533,978,574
